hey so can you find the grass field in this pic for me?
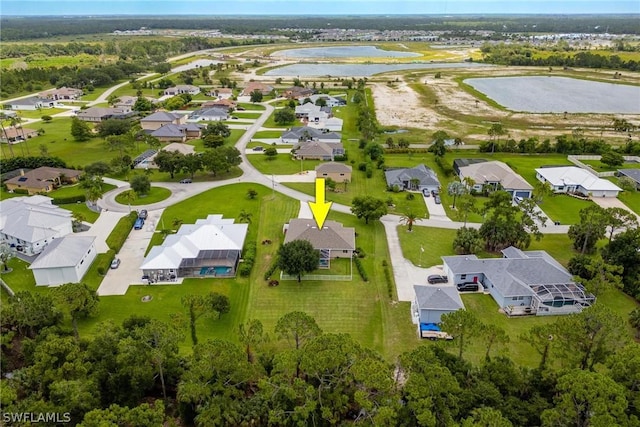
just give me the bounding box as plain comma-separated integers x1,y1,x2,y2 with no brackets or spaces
231,112,261,119
537,194,594,225
252,130,283,139
580,159,640,172
13,108,67,119
114,187,172,206
617,190,640,215
248,153,323,175
58,202,100,223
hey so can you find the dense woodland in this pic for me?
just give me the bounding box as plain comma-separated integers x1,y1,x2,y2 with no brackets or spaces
1,15,639,41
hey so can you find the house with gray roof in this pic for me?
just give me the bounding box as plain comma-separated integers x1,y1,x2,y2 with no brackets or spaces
164,85,200,96
141,214,248,281
0,196,73,256
283,219,355,269
617,169,640,190
76,107,134,123
294,141,344,161
385,164,440,192
5,97,57,111
413,285,464,324
29,236,96,286
458,160,533,199
140,111,188,131
150,123,201,142
281,126,341,144
188,107,229,122
39,87,83,101
442,247,595,316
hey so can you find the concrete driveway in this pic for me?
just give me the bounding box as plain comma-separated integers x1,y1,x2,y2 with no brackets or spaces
97,209,165,296
593,196,640,221
423,193,450,221
77,210,127,253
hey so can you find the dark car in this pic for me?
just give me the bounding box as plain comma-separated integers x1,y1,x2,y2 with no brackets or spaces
457,283,479,292
138,209,148,220
134,218,144,230
180,178,192,184
431,189,439,197
427,274,448,284
252,146,264,152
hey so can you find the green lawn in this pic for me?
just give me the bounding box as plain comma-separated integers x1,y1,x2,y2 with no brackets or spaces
537,194,594,225
230,112,261,119
187,128,245,152
48,182,116,199
580,159,640,172
248,153,323,175
252,130,283,139
617,190,640,215
58,203,100,223
397,226,459,267
237,102,265,111
114,187,172,206
15,108,67,119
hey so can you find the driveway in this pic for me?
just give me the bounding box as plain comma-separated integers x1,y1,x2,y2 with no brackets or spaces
423,193,450,221
77,210,127,253
96,209,165,296
593,196,640,221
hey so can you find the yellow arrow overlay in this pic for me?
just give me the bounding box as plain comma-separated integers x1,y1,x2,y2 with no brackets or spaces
309,178,332,229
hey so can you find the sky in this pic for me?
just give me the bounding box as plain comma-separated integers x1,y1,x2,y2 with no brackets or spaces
2,1,639,16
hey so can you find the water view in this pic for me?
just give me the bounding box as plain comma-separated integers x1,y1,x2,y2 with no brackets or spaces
272,45,421,58
172,59,221,73
264,62,491,77
464,76,640,114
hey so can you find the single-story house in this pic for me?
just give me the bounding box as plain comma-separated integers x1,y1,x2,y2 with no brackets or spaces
295,103,331,119
283,218,355,268
240,82,274,96
0,126,39,144
164,85,200,96
617,169,640,190
294,141,344,161
5,97,57,111
140,111,188,131
0,195,73,256
5,166,83,195
39,87,83,101
201,99,236,110
442,246,595,316
412,285,464,324
283,86,314,99
188,107,229,122
299,94,345,107
29,236,97,286
281,126,341,144
207,88,234,99
385,164,440,192
458,160,533,199
535,166,622,198
141,214,248,280
315,162,352,183
76,107,134,123
307,117,343,133
114,95,158,109
150,123,202,142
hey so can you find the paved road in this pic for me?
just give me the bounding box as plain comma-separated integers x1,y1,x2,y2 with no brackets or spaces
77,210,127,254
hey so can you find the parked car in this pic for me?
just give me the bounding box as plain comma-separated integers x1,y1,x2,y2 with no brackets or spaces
110,258,121,269
431,189,439,197
138,209,148,220
422,189,430,197
427,274,448,284
457,282,480,292
134,218,144,230
434,196,441,204
421,330,454,340
252,146,264,151
180,178,192,184
231,116,239,120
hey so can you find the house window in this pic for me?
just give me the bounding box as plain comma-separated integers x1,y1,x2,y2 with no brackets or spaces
80,259,84,265
461,274,467,280
517,296,524,300
340,173,345,176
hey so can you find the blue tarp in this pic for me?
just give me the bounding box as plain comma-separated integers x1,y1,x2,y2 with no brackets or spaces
420,323,441,332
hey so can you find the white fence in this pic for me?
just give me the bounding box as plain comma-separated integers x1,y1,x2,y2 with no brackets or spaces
568,155,640,178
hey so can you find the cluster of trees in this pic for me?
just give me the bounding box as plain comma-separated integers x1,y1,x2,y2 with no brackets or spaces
3,287,639,427
481,42,640,71
1,61,145,97
568,205,640,299
154,146,241,179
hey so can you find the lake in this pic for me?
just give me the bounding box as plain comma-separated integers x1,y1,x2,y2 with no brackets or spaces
272,46,421,58
464,76,640,114
171,59,221,73
264,62,491,77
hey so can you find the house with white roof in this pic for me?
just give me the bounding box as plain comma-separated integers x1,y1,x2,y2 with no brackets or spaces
281,126,341,144
163,85,200,96
442,246,595,316
298,94,345,107
29,236,96,286
0,196,73,256
4,97,57,111
307,117,343,133
140,214,248,281
535,166,622,198
458,160,533,199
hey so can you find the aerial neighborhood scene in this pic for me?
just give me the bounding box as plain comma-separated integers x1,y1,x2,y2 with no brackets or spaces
1,0,640,425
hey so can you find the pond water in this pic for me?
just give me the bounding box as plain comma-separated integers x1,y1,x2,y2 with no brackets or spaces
464,76,640,114
272,45,421,58
171,59,221,73
264,62,491,77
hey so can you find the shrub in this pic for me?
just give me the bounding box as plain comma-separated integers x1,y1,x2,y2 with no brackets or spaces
406,193,415,200
106,212,138,253
358,162,368,172
11,188,29,195
52,194,86,205
382,261,395,299
264,261,279,280
0,156,66,171
365,163,373,178
354,257,368,282
239,242,257,277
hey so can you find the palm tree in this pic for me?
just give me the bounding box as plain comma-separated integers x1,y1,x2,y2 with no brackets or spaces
171,217,183,230
123,190,136,214
447,181,468,209
238,209,253,224
400,211,420,232
83,179,103,208
72,212,86,232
